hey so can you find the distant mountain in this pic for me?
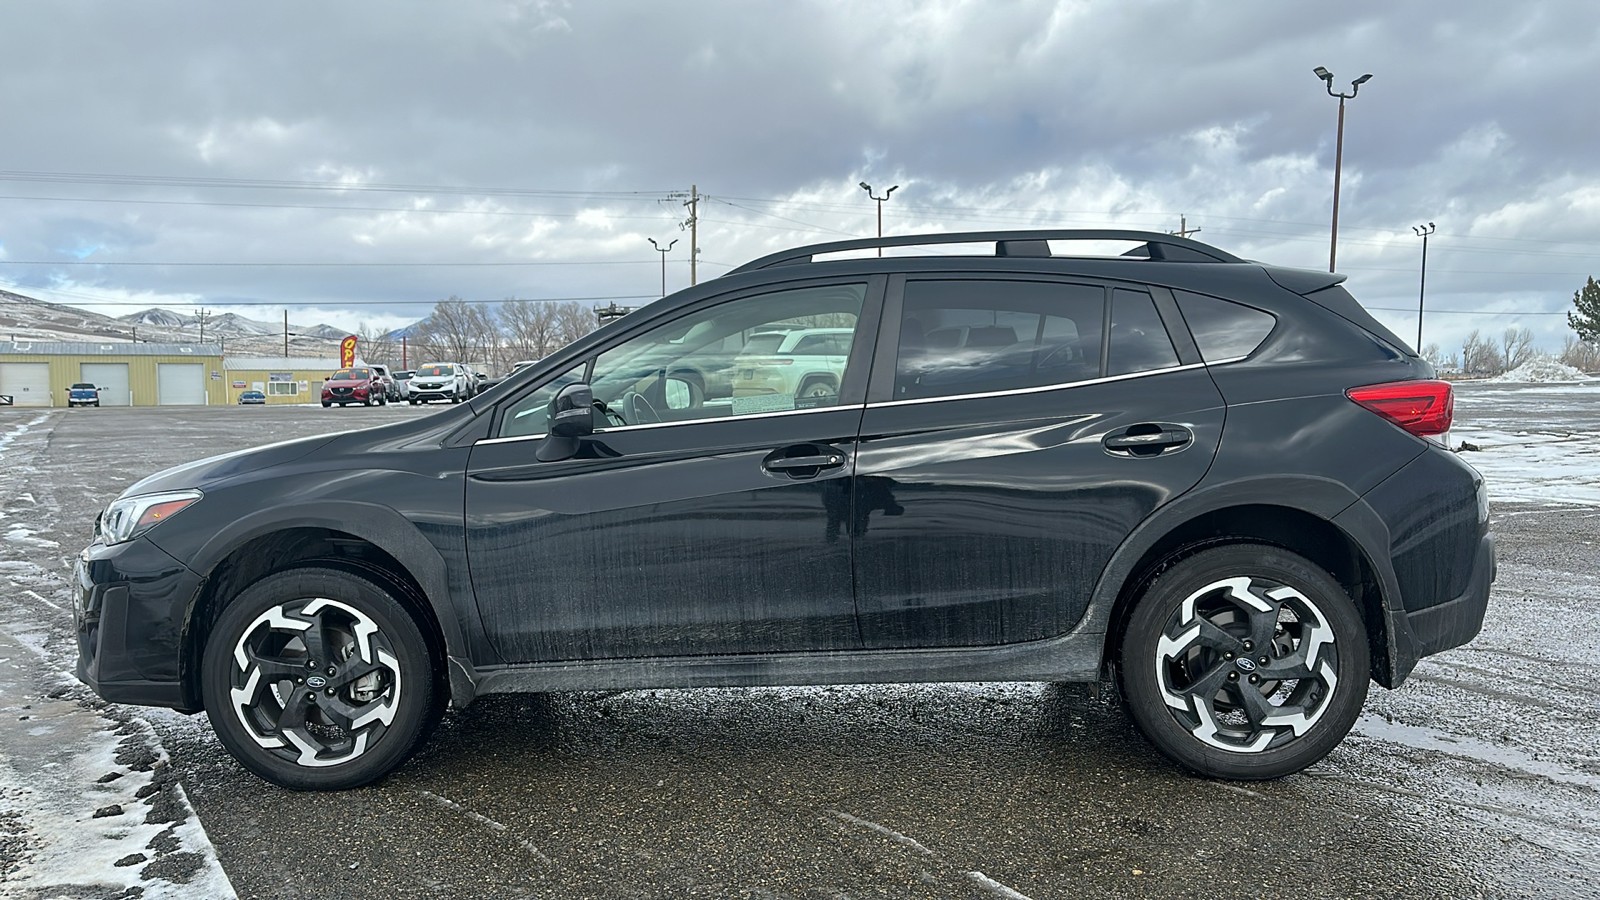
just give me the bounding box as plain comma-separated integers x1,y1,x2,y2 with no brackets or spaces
303,324,351,339
207,312,281,336
119,308,193,328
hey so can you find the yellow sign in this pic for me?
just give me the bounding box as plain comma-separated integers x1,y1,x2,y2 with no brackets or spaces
339,335,358,368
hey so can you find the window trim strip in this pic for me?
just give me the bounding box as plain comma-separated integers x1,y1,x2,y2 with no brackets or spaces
866,361,1209,408
477,402,868,445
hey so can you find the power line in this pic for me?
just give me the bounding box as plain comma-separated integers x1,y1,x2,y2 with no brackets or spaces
0,193,694,222
1,259,660,267
0,169,675,200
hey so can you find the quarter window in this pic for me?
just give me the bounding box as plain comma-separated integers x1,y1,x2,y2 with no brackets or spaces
1175,290,1277,362
894,280,1104,401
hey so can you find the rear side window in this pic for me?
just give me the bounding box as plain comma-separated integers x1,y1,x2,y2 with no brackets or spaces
1108,289,1179,376
895,279,1104,400
1174,291,1276,362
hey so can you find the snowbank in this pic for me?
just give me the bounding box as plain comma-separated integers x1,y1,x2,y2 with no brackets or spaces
1485,357,1590,383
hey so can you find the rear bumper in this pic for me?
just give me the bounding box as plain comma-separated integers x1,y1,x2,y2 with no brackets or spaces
74,537,202,712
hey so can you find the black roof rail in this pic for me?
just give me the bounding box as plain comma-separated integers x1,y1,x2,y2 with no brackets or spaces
727,229,1245,274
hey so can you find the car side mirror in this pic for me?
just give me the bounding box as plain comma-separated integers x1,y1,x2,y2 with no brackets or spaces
538,382,594,461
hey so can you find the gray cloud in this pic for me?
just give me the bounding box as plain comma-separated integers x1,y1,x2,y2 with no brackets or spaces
1,0,1597,355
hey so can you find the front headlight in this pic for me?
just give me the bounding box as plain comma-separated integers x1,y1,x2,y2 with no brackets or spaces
100,490,202,545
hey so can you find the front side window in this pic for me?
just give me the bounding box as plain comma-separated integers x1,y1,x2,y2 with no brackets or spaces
894,279,1104,401
496,283,868,437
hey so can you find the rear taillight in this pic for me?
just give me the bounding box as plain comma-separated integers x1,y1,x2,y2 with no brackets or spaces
1346,380,1453,439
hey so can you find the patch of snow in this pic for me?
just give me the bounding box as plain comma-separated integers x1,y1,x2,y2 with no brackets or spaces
1452,428,1600,505
1484,357,1592,383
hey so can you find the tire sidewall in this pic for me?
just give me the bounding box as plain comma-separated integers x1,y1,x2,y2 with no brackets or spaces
1119,544,1370,780
200,567,434,790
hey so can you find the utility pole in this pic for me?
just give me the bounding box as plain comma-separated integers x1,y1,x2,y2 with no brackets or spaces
683,184,699,286
283,310,290,357
648,237,677,297
1170,215,1202,238
859,182,899,256
1413,222,1436,352
195,307,210,344
1313,66,1373,273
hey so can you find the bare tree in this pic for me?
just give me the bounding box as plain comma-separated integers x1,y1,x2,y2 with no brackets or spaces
1460,329,1503,377
415,297,497,365
499,299,561,362
1421,342,1454,371
1500,327,1535,373
553,301,596,349
1561,335,1600,373
357,323,396,368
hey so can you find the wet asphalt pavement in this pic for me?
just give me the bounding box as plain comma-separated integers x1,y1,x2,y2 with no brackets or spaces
1,385,1597,899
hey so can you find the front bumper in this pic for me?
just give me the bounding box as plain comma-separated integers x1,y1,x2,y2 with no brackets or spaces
74,536,203,712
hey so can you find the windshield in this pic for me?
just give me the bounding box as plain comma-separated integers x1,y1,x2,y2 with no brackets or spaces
330,368,372,380
71,383,97,390
416,364,454,377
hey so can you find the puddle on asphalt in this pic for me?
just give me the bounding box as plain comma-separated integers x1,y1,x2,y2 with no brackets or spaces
1354,713,1600,790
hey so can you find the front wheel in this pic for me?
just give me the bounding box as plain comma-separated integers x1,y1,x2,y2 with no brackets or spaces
200,568,438,790
1118,544,1368,780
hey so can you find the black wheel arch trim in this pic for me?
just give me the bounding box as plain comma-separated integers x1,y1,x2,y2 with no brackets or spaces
163,500,484,707
1081,475,1413,687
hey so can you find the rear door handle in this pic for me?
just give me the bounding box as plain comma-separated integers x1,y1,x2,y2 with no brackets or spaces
1104,425,1193,456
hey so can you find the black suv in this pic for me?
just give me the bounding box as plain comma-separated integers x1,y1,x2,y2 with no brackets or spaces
74,230,1493,789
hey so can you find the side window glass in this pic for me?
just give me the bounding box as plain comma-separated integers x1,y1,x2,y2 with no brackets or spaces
1175,290,1277,362
1108,289,1180,376
591,283,867,425
499,364,585,437
895,280,1104,400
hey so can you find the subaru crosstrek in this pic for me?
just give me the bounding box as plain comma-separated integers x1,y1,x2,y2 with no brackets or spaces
74,230,1493,790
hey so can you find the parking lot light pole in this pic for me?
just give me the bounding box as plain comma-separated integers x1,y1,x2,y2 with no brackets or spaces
648,237,677,297
1314,67,1372,273
859,182,899,256
1413,221,1436,352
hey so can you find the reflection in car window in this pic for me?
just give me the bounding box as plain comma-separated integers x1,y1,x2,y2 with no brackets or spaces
1174,290,1277,362
893,280,1104,401
499,364,586,437
495,283,867,437
1108,289,1180,376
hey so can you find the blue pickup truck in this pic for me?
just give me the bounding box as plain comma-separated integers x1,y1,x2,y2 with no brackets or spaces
67,383,101,407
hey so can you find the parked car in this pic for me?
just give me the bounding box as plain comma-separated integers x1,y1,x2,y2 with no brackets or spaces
369,365,400,403
74,229,1493,790
407,362,472,404
319,366,387,407
67,383,101,407
730,327,854,403
392,370,415,401
237,390,267,406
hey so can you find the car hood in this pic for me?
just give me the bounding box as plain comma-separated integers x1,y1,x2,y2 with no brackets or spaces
120,432,342,498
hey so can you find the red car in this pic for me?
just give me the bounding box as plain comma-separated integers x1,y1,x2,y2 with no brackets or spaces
320,367,388,407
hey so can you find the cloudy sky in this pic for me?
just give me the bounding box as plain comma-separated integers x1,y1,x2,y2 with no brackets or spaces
1,0,1597,357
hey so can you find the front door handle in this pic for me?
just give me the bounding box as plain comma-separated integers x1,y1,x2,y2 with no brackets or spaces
762,445,848,479
1104,424,1193,456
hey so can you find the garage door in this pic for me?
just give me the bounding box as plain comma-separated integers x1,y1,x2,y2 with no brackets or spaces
156,363,205,405
0,362,52,407
81,363,131,407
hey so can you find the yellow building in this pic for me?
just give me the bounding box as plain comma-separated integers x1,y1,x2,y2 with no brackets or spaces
0,341,226,407
223,357,341,405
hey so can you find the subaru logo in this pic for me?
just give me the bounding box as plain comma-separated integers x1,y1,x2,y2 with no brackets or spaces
306,675,328,689
1234,658,1257,673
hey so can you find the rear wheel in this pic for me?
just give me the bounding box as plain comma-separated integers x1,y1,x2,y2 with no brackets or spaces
201,568,437,790
1118,544,1368,780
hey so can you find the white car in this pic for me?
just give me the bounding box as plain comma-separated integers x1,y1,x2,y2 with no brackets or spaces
731,327,854,402
407,362,472,404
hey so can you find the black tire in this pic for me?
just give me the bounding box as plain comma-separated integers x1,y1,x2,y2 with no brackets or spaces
796,377,838,402
409,399,418,406
1118,544,1369,780
200,567,437,790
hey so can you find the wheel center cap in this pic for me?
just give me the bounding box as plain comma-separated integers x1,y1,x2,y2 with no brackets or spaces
306,675,328,689
1234,657,1258,673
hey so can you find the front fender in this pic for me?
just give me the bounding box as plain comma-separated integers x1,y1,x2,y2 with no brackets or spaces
158,500,483,704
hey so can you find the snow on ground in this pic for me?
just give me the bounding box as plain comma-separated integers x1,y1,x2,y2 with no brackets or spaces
1483,357,1592,383
0,410,237,897
1452,382,1600,506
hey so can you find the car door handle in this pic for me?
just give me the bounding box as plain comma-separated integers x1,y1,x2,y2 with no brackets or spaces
1104,425,1192,456
765,454,846,471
